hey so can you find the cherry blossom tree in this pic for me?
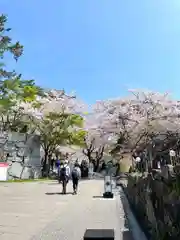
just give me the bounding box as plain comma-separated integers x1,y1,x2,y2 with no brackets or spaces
18,89,86,119
23,90,87,174
92,89,180,170
82,131,105,171
82,112,117,171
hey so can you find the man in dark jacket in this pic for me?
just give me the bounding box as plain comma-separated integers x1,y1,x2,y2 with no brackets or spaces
71,162,81,194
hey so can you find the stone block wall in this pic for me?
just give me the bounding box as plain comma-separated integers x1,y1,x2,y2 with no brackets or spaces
0,132,41,180
125,165,180,239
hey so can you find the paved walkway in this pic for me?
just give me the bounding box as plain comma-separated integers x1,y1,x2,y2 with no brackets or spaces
0,180,133,240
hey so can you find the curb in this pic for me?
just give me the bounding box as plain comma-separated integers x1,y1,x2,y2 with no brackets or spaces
119,186,148,240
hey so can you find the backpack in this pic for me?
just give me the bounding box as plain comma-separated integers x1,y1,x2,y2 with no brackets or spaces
60,166,66,179
72,168,80,179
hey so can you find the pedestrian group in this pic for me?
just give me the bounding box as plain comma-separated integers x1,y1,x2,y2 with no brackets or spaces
58,160,81,195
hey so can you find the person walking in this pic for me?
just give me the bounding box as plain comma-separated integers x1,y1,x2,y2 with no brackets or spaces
51,157,55,171
59,160,70,194
71,162,81,194
89,161,94,179
56,158,61,183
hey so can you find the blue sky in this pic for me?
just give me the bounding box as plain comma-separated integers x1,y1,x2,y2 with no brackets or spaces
1,0,180,104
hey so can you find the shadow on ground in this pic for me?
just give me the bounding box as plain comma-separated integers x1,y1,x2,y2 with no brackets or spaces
92,195,104,199
45,192,73,195
47,178,104,185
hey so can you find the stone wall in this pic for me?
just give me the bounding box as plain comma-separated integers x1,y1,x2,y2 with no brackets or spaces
0,132,41,180
125,165,180,239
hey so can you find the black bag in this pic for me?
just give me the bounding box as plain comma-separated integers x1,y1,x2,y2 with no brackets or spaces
72,168,80,179
60,167,66,180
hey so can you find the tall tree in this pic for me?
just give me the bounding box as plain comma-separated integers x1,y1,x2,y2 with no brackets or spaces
82,114,114,171
92,89,180,170
32,112,85,174
0,14,44,132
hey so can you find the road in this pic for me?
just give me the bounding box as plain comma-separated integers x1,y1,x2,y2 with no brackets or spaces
0,179,133,240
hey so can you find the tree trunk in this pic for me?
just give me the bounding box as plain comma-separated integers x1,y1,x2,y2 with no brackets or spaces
44,150,48,164
47,155,52,176
87,152,92,163
146,147,153,172
94,158,101,172
43,150,49,177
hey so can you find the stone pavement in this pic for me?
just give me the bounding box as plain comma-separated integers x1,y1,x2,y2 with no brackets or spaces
0,180,133,240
